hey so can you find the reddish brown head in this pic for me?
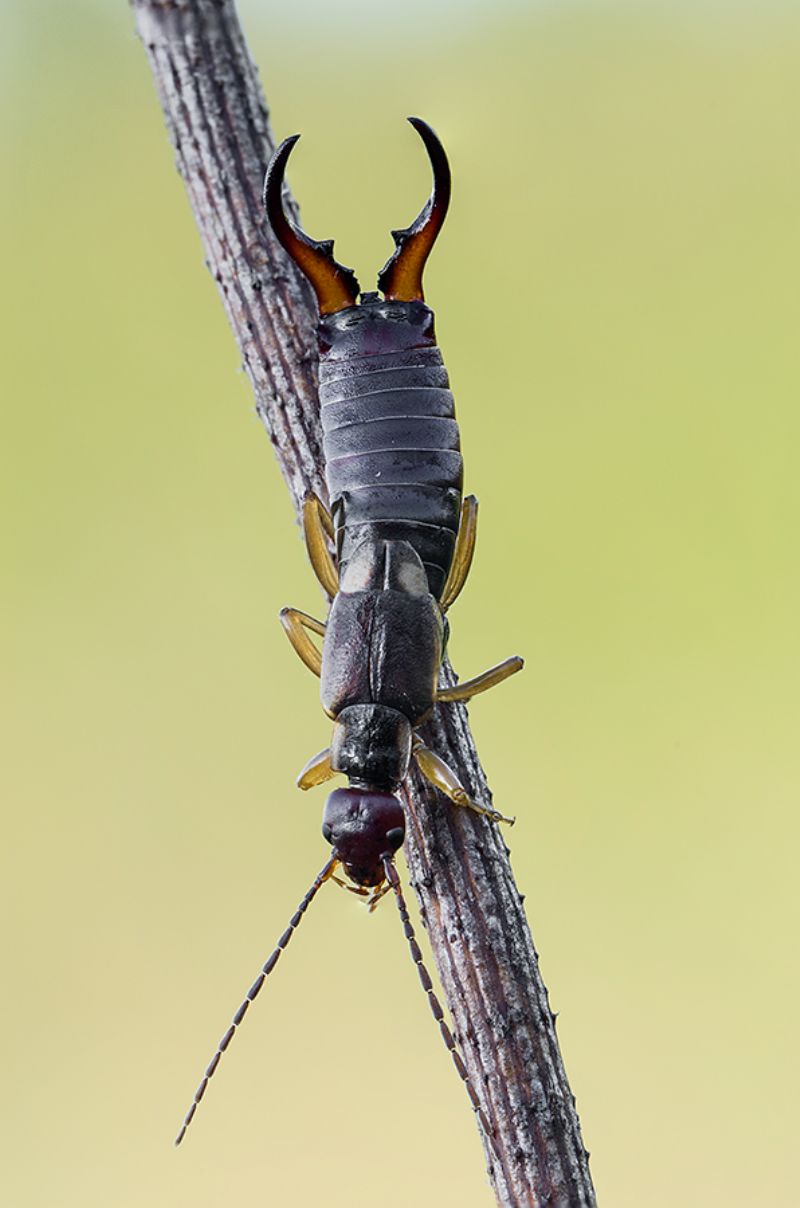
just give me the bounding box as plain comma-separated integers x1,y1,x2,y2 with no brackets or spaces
322,787,405,887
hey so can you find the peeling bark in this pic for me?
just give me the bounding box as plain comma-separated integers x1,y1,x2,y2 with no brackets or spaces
130,3,596,1204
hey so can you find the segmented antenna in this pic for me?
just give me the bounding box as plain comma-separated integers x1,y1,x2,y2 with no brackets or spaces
381,857,499,1161
174,855,338,1146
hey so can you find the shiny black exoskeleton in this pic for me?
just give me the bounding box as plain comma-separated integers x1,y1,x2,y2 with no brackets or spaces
320,535,444,883
320,299,461,601
323,539,443,774
261,118,518,884
175,120,521,1156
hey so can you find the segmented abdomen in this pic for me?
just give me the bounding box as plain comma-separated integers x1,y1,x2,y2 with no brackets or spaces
320,345,463,600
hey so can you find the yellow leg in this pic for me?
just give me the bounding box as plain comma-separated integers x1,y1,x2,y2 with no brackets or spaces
303,495,339,598
296,746,336,790
279,606,325,677
317,496,335,539
414,743,515,825
439,495,478,612
436,656,524,703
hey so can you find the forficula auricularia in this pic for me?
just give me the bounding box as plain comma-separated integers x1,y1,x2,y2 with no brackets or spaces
175,119,523,1155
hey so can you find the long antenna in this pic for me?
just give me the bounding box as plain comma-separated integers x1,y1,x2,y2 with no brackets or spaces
381,857,499,1161
174,854,338,1146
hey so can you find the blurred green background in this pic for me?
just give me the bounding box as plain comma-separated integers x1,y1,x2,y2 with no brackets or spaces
2,1,799,1204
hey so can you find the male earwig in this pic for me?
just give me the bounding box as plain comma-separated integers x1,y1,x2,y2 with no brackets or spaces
175,119,522,1156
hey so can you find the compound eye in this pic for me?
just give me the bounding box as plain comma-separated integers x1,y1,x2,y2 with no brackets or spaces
385,827,405,851
322,821,334,844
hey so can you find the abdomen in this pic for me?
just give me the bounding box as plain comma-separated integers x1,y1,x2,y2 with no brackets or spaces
319,304,463,600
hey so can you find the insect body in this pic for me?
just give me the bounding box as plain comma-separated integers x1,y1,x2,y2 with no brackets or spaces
320,303,460,600
175,120,523,1153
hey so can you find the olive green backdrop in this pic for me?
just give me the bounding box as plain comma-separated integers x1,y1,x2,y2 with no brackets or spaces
2,2,798,1205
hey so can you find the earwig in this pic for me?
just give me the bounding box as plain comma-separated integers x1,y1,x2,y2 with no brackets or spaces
175,119,522,1157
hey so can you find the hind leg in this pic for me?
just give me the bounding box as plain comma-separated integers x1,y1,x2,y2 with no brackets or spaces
302,495,338,598
439,495,478,612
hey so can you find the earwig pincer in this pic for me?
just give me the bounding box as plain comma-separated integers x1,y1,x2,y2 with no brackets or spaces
175,119,523,1155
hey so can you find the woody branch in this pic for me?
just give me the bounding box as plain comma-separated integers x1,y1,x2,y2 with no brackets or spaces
129,3,596,1205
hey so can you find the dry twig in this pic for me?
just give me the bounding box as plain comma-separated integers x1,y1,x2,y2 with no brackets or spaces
130,3,596,1203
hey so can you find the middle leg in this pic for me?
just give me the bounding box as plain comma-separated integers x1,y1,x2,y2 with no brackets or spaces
436,655,524,703
280,606,325,677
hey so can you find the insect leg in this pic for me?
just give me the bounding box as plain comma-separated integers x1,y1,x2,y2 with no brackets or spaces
436,656,524,703
174,854,338,1146
296,746,336,790
439,495,478,612
315,496,334,539
413,742,515,825
302,494,338,598
381,857,500,1161
279,607,325,677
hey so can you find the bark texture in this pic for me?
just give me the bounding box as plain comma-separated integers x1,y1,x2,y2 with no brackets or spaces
130,3,596,1204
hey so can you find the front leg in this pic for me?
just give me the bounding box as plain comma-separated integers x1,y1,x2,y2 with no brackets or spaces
296,746,336,790
413,741,515,825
